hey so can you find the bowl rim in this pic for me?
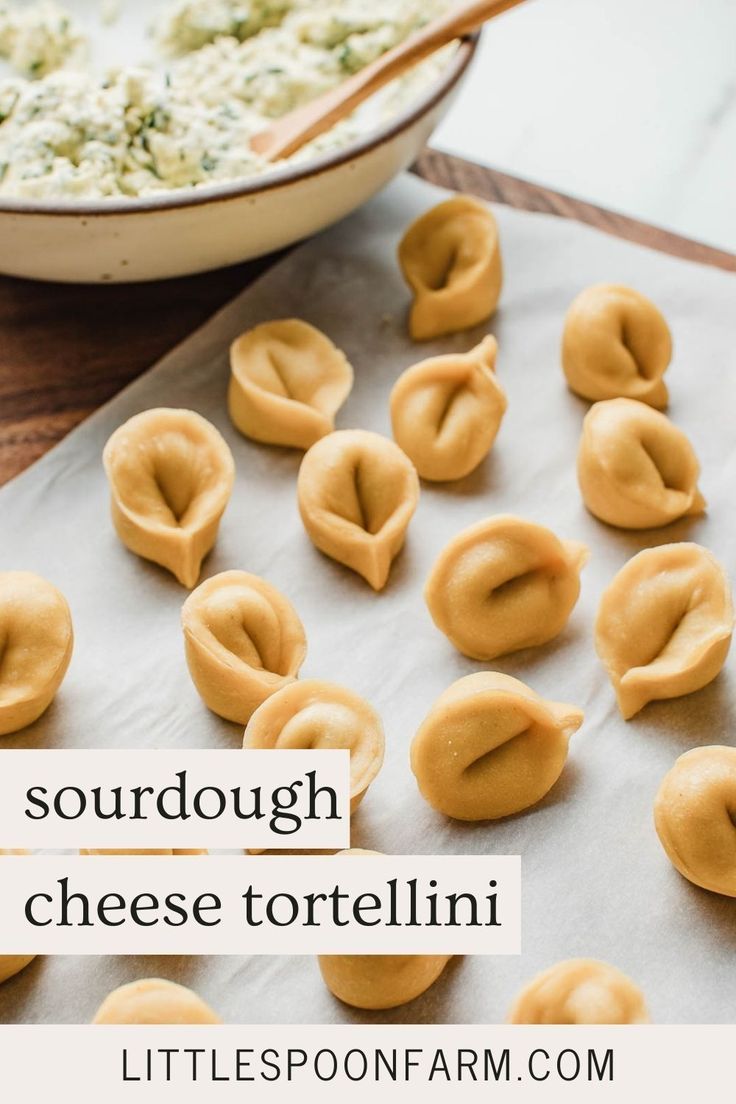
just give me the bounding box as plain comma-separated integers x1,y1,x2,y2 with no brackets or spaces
0,34,477,219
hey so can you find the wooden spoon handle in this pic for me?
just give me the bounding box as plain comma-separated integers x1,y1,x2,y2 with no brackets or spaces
251,0,527,161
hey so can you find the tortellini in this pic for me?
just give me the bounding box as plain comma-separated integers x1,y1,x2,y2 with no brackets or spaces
103,408,235,589
578,398,705,529
425,515,588,661
297,430,419,590
654,746,736,897
0,849,36,984
595,543,733,719
244,680,384,814
398,195,503,341
562,284,671,407
0,952,35,985
508,959,649,1024
182,570,307,724
390,335,507,481
411,673,582,820
0,571,73,737
92,978,221,1024
318,850,451,1009
228,319,353,450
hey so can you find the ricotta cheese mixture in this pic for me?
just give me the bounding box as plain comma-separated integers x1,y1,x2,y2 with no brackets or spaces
0,0,84,77
0,0,450,200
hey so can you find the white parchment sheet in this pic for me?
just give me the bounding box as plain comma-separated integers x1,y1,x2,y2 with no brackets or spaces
0,175,734,1024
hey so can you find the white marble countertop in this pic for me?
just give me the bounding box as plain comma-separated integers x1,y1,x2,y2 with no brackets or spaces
434,0,736,253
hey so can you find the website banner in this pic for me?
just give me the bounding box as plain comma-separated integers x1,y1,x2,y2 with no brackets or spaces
0,1024,729,1102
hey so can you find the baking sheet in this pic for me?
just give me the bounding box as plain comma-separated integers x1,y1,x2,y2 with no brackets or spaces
0,174,734,1025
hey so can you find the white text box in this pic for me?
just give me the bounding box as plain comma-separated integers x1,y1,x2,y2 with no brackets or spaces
0,750,351,850
0,1024,730,1103
0,854,521,955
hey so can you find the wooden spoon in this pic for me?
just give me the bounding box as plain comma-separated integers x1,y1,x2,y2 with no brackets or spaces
250,0,527,162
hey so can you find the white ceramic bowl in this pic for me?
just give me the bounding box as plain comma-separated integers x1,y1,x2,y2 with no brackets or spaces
0,38,476,284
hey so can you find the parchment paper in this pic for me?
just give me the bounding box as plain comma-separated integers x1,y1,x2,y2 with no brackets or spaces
0,174,734,1025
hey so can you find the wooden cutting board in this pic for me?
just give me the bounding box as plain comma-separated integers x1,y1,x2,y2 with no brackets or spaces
1,149,734,488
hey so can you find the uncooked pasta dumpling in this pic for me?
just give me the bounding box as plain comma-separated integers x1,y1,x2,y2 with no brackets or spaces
103,408,235,588
318,851,452,1010
297,430,419,590
182,571,307,724
411,673,583,820
657,741,736,896
244,680,384,814
509,960,649,1024
596,544,733,719
562,284,671,407
655,746,736,897
0,849,36,983
398,195,502,341
0,572,73,737
578,398,705,529
425,516,588,661
390,335,507,481
93,979,220,1024
228,319,353,450
0,954,35,985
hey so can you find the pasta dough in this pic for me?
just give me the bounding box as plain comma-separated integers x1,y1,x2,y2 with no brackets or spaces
425,515,588,660
103,408,235,589
0,849,36,984
398,195,503,341
0,571,73,737
182,570,307,724
244,680,384,814
595,543,733,719
509,959,649,1024
228,319,353,450
92,978,220,1024
390,336,507,481
654,746,736,897
318,850,451,1009
578,398,705,529
562,284,671,407
410,673,583,820
297,430,419,590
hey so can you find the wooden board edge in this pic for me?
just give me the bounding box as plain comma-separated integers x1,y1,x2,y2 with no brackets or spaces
414,149,736,273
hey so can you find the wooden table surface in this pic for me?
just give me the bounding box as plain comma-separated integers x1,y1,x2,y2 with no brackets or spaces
1,149,734,489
